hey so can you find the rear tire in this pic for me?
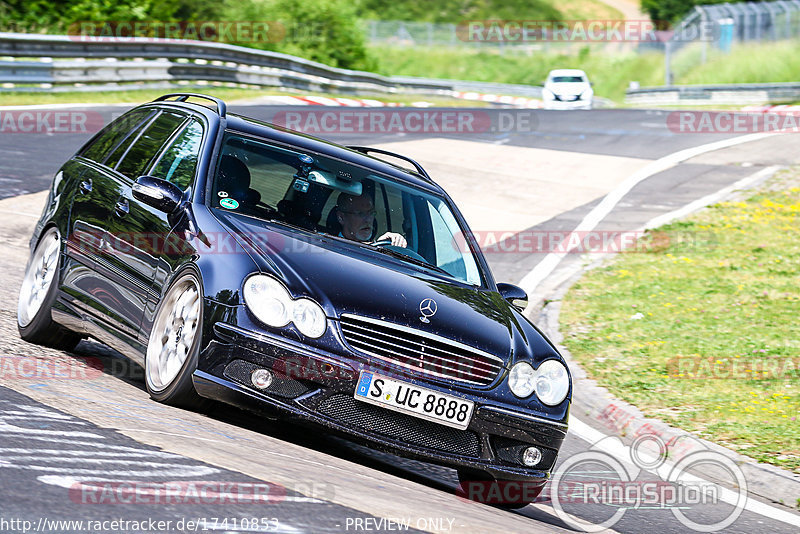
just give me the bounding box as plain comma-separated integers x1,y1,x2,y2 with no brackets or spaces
17,227,82,351
145,270,207,409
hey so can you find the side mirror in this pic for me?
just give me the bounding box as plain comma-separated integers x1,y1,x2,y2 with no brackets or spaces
497,283,528,312
132,175,183,213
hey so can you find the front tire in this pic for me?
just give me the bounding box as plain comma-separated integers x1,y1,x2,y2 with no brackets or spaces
17,227,82,351
145,270,206,408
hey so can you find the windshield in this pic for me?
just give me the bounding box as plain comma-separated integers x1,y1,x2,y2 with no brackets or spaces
551,76,586,83
211,133,485,286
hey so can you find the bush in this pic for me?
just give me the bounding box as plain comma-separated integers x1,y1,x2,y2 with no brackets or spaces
225,0,375,71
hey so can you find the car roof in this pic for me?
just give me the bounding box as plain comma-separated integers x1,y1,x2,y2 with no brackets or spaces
224,114,443,194
547,69,588,77
139,98,444,195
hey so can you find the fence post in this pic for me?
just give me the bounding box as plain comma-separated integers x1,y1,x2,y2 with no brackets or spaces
665,40,672,86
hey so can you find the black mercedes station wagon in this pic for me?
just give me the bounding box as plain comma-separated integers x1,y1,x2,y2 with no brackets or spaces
18,94,570,506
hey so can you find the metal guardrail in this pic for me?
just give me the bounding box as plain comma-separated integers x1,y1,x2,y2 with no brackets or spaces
0,32,543,100
626,82,800,105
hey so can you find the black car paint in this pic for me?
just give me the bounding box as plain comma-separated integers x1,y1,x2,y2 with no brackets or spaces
30,97,570,484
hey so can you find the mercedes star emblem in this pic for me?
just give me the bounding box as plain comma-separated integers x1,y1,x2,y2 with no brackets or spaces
419,298,437,323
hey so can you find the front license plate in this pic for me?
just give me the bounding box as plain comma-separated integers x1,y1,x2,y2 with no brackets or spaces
354,371,474,430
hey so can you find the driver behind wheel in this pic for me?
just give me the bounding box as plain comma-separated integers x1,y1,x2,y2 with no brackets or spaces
336,192,407,247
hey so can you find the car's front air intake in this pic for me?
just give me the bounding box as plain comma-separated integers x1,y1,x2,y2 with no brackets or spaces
339,314,503,386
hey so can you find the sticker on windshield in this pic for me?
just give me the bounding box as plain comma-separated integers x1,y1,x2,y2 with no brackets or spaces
219,198,239,210
218,191,229,198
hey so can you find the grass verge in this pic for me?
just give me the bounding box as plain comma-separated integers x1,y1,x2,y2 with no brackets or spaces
560,168,800,473
372,46,664,102
371,40,800,104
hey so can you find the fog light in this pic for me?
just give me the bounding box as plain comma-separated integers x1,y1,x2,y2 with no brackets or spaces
522,446,543,467
251,369,274,389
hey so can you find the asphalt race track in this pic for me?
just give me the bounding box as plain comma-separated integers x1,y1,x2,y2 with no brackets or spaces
1,102,799,534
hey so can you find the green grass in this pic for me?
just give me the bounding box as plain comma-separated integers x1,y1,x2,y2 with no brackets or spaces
357,0,622,23
372,46,665,102
560,169,800,473
680,41,800,85
370,39,800,104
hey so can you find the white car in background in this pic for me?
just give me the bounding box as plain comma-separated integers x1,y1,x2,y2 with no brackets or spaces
542,69,593,110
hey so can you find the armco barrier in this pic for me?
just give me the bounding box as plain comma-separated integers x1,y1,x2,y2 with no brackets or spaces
0,32,543,100
626,82,800,106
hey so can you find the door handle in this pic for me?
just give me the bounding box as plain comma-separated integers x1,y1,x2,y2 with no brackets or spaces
114,199,129,217
79,179,92,194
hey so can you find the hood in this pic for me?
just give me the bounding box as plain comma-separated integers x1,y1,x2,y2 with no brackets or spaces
214,211,522,361
545,81,591,97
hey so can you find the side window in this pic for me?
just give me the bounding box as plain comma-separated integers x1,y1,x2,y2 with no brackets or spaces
115,112,186,180
426,199,481,285
150,119,204,189
80,109,152,164
104,113,157,169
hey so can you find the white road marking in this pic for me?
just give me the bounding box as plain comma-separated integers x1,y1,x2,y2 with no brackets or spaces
0,421,102,438
3,464,218,476
6,405,82,420
0,408,220,478
518,132,775,296
0,448,180,458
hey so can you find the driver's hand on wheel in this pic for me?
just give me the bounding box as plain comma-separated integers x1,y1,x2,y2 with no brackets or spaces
377,232,407,248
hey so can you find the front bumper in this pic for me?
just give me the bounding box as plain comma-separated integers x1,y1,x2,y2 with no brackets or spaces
543,98,592,110
195,321,569,481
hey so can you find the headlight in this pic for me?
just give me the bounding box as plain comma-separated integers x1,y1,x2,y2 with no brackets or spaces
534,360,570,405
244,275,292,327
292,298,327,338
509,362,536,398
243,275,327,337
508,360,570,405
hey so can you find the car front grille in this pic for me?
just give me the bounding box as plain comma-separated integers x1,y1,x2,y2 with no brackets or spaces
339,314,504,386
318,394,481,457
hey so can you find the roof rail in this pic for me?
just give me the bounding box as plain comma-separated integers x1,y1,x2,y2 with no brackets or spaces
153,93,227,117
347,146,431,181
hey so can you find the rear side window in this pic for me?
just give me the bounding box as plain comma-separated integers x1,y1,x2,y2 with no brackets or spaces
80,109,153,164
150,119,204,190
116,112,186,179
